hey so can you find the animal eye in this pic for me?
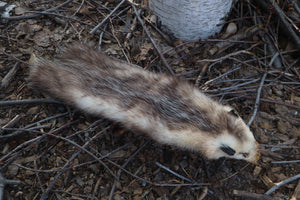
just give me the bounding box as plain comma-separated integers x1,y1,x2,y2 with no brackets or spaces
229,109,239,118
241,152,249,158
220,145,236,156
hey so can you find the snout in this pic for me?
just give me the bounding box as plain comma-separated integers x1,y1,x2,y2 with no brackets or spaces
248,142,261,164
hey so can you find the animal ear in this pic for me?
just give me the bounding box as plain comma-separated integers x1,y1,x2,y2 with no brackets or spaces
229,109,239,118
220,145,236,156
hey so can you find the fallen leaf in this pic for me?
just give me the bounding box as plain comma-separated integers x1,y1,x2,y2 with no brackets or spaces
259,122,273,129
33,28,51,47
277,120,292,134
136,43,153,62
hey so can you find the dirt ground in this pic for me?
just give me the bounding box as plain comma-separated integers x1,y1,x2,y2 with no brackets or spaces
0,0,299,200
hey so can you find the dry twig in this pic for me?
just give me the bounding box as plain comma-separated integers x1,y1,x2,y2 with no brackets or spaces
155,162,193,183
0,99,62,107
90,0,126,34
233,190,272,200
41,126,111,199
0,63,19,89
108,140,149,200
0,172,20,200
265,173,300,195
2,0,73,21
132,4,175,75
247,73,267,126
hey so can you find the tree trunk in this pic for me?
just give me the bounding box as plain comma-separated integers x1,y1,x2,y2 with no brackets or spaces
149,0,234,41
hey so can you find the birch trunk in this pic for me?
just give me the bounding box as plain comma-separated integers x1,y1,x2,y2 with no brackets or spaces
149,0,234,41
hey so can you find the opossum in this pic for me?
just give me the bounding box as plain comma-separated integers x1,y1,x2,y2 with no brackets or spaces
28,44,260,163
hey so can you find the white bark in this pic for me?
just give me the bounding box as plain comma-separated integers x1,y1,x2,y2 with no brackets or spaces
149,0,234,41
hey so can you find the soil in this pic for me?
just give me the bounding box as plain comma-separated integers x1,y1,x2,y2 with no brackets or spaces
0,1,299,200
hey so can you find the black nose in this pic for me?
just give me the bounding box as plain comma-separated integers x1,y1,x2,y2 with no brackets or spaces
220,145,236,156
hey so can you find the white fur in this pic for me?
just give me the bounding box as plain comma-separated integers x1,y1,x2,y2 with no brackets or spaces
212,131,258,162
69,88,259,163
70,88,156,131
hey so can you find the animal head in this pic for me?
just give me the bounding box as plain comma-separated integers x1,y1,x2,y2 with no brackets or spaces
203,106,260,163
